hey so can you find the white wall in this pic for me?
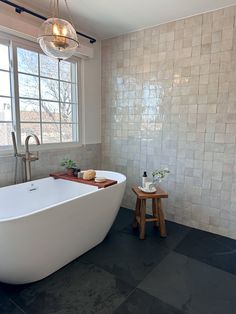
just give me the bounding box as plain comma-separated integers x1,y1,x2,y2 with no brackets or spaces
81,41,101,144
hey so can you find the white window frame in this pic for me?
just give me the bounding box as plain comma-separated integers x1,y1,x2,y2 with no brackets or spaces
0,32,82,156
0,37,14,149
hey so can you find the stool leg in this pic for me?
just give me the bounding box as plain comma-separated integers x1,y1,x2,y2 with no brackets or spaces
157,199,167,237
133,198,140,228
139,199,146,240
152,198,159,228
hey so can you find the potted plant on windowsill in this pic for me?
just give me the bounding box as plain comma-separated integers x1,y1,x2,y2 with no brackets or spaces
60,158,76,176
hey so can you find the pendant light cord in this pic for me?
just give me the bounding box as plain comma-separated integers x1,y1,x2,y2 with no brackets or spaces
57,0,59,19
65,0,77,29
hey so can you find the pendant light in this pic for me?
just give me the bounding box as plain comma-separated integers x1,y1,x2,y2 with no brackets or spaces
38,0,79,60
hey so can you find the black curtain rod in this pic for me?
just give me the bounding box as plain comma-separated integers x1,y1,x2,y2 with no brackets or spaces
0,0,96,43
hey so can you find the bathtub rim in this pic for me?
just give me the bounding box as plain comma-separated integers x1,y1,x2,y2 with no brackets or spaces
0,170,126,223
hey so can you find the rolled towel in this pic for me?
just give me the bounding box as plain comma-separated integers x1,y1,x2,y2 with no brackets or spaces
83,169,96,180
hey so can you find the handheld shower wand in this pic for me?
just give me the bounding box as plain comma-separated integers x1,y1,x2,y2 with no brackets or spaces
11,131,18,157
11,132,25,184
11,131,19,184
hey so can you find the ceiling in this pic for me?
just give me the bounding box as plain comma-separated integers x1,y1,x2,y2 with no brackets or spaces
16,0,236,40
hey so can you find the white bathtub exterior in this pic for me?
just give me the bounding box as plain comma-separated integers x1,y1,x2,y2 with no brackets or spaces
0,171,126,284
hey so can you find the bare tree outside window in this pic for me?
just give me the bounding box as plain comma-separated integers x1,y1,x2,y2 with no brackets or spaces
17,47,78,144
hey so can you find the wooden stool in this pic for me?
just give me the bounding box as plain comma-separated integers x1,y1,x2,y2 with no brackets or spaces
132,186,168,240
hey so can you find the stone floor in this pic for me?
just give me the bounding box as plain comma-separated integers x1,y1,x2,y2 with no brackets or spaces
1,207,236,314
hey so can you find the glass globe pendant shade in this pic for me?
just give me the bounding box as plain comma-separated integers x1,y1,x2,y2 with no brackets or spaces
38,18,79,60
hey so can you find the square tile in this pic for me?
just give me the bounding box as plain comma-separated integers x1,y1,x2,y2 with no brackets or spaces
0,288,25,314
139,252,236,314
114,288,184,314
148,220,192,250
111,207,134,232
4,261,133,314
79,231,169,286
112,208,191,250
175,228,236,274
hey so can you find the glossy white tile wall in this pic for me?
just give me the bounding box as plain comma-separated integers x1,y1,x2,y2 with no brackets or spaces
101,6,236,239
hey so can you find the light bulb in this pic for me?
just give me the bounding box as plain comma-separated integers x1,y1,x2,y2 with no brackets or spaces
53,23,60,36
62,27,67,36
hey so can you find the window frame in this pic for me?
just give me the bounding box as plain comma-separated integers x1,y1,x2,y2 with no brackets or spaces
0,32,82,155
0,37,14,148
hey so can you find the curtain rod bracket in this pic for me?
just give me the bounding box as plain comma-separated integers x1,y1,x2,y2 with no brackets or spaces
15,7,23,14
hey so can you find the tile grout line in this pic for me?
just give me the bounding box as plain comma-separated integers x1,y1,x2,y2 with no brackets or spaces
76,259,138,314
9,298,27,314
170,249,236,277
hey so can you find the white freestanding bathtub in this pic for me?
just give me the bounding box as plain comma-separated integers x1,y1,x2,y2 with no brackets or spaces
0,170,126,284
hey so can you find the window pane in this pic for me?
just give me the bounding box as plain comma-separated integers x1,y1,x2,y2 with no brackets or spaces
0,123,13,146
0,97,12,121
41,78,59,101
42,123,60,143
18,74,39,99
41,101,60,122
61,124,75,142
40,54,58,79
17,48,38,75
0,44,9,71
0,71,11,96
60,61,71,82
20,99,40,122
61,103,78,123
20,123,41,143
60,81,72,103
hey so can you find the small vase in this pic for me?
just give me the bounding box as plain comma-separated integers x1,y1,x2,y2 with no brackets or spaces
66,168,73,176
152,177,161,188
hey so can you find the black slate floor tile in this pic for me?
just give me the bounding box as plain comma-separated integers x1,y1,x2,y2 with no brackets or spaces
139,252,236,314
113,208,191,249
114,288,185,314
148,220,192,250
175,228,236,275
0,287,25,314
6,261,133,314
79,231,169,286
111,207,134,232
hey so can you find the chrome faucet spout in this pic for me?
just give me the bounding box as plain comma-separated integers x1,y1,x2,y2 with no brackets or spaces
25,134,40,154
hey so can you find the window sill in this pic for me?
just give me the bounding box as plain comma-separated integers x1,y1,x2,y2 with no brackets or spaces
0,142,83,158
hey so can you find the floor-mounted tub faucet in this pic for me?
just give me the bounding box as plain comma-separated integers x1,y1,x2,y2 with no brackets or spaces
24,134,40,182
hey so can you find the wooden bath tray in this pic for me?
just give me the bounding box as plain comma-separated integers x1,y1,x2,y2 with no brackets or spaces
49,172,117,189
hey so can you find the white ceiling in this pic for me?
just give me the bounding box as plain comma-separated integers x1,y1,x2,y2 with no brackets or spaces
16,0,236,40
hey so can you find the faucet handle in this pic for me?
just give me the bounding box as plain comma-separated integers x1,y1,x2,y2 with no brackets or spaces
29,152,39,161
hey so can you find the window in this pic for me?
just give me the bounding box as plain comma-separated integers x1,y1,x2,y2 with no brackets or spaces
0,36,79,149
0,43,13,146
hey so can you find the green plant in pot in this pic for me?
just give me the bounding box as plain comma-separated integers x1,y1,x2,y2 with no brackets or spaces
60,158,76,176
